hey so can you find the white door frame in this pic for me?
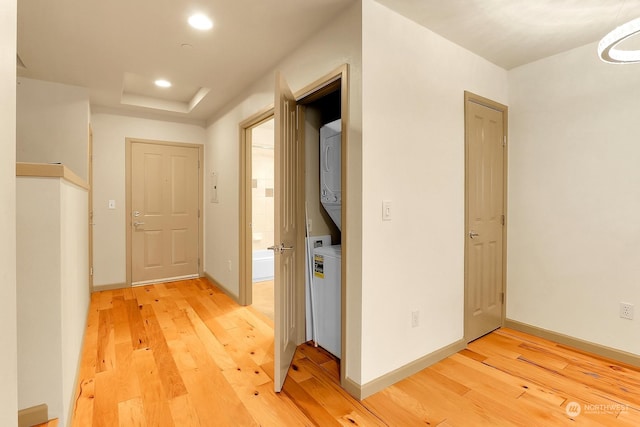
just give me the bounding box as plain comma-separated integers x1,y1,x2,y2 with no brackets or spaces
239,109,275,306
88,125,94,291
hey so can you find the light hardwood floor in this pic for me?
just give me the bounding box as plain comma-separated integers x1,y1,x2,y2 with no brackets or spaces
252,280,274,321
72,278,640,426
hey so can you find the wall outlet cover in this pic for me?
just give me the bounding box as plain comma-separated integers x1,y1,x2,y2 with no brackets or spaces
620,302,634,320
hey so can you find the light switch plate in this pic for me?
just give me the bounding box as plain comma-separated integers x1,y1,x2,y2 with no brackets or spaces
382,200,392,221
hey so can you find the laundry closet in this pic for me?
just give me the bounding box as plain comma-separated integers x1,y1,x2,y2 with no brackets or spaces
302,88,342,359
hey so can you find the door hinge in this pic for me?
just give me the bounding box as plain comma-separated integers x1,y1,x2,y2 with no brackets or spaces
90,267,94,276
198,209,200,218
502,136,507,147
501,292,505,304
501,214,505,226
198,258,201,268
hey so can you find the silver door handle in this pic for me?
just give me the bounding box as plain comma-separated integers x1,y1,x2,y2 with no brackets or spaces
133,221,145,227
469,231,479,239
267,243,294,253
133,211,141,217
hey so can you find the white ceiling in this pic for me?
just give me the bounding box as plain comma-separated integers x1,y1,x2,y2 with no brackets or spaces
17,0,357,124
378,0,640,70
17,0,640,124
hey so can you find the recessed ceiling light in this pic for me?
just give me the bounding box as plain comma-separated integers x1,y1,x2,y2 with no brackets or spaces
154,79,172,88
188,13,213,30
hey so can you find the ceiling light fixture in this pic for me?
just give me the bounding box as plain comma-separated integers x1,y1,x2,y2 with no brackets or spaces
188,13,213,31
598,17,640,64
154,79,172,88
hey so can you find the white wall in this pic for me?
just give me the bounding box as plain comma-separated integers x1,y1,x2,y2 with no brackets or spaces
204,0,362,382
60,180,90,424
360,0,508,384
17,176,89,426
91,112,206,286
16,178,62,422
0,0,18,424
507,42,640,355
17,78,90,181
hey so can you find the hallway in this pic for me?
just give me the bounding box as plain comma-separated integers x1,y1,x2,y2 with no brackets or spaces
72,278,640,426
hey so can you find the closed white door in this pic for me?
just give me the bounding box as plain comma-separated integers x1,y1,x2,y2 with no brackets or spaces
465,94,506,342
131,142,199,285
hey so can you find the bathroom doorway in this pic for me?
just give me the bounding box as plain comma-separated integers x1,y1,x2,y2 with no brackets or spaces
241,116,276,320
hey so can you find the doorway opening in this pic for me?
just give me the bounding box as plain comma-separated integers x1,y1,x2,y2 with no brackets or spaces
272,65,348,392
298,85,342,352
239,65,350,392
250,117,276,321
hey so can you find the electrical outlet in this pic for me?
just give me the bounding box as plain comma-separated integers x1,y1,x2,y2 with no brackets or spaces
411,310,420,328
620,303,634,320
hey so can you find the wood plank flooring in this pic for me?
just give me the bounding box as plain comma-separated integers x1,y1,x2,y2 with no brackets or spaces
72,278,640,426
251,280,274,321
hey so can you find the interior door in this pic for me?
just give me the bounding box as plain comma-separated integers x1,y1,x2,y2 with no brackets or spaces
465,95,506,342
131,142,199,285
273,73,304,392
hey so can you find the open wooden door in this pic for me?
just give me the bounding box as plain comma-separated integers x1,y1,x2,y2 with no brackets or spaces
272,72,304,392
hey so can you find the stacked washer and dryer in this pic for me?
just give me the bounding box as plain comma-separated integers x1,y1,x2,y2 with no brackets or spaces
311,119,342,359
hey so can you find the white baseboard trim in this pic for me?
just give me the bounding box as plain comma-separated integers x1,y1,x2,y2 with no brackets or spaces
353,339,466,400
505,319,640,368
91,282,127,292
18,404,48,427
203,272,240,304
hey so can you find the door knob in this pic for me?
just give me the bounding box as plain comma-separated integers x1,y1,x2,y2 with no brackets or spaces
469,231,479,239
133,221,145,227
